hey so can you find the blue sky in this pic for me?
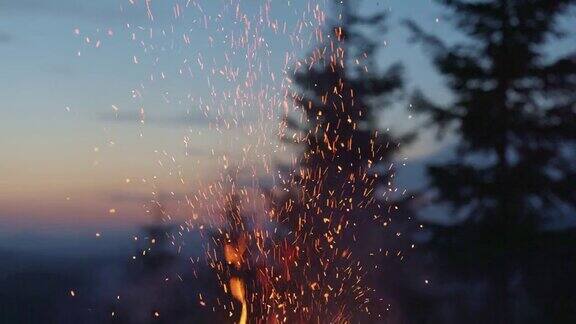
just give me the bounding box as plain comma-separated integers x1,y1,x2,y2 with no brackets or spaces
0,0,574,251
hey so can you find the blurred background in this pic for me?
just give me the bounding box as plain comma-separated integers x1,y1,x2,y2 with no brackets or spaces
1,0,575,323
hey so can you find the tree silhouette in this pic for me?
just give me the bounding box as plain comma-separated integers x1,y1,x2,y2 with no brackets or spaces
272,1,414,321
407,0,576,322
408,0,576,233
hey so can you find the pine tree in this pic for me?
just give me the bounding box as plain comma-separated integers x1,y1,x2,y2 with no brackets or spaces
407,0,576,321
272,1,412,321
408,0,576,237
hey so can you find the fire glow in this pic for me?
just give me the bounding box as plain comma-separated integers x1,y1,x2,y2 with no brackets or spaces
75,0,413,322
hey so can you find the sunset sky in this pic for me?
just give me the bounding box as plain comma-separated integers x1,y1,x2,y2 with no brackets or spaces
1,0,573,250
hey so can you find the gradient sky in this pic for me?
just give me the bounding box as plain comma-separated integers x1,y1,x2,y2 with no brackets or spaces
1,0,574,251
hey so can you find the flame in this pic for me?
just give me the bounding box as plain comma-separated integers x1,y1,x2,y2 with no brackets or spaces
225,238,248,324
230,277,248,324
224,238,246,266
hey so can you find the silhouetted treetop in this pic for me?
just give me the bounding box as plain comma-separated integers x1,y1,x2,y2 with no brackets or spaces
407,0,576,230
270,1,415,321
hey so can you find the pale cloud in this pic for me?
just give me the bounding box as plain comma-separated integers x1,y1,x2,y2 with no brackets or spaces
0,31,11,43
97,110,216,127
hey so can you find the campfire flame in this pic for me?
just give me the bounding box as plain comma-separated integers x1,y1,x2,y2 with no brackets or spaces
230,277,248,324
225,240,248,324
